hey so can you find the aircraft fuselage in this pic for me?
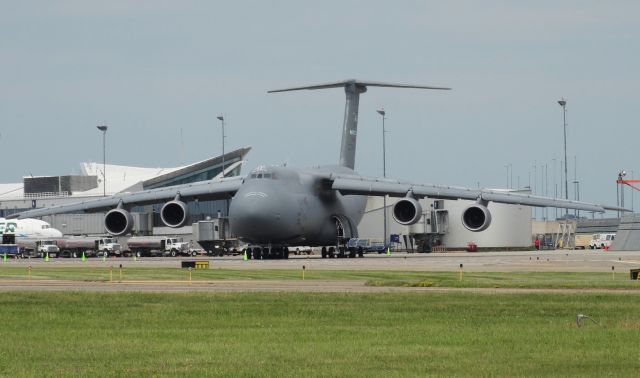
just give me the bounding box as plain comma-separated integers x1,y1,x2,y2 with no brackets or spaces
228,165,367,246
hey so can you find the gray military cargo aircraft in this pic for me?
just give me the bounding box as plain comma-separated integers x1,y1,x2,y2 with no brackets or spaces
10,80,627,259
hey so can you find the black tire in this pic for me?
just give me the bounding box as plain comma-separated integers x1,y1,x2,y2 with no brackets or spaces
358,247,364,258
321,247,327,259
192,251,197,257
103,251,109,258
284,248,290,259
170,249,177,257
136,251,142,258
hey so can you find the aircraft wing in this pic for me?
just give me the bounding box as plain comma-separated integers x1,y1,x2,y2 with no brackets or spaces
9,176,244,219
330,174,627,213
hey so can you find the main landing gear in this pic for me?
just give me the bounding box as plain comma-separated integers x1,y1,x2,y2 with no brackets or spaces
320,246,364,259
244,246,290,260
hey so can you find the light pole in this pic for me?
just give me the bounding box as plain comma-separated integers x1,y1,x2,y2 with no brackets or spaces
377,109,387,245
96,125,108,197
217,115,225,178
558,98,569,217
504,164,512,189
618,170,626,218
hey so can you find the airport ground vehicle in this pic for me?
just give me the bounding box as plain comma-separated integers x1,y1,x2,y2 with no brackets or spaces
291,246,315,255
15,238,60,258
126,237,191,257
589,233,615,249
193,219,240,257
0,244,18,257
347,239,389,254
56,237,121,258
574,234,592,250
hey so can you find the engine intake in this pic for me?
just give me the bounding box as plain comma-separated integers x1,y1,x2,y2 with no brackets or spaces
392,197,423,225
461,203,492,232
161,200,189,228
104,208,134,236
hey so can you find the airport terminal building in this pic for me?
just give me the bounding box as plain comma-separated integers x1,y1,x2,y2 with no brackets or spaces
0,147,250,236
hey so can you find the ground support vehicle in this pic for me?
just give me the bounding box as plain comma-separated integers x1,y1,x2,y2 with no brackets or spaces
589,233,615,249
16,238,60,258
126,237,191,257
56,237,121,258
193,219,241,257
0,244,18,257
291,246,315,255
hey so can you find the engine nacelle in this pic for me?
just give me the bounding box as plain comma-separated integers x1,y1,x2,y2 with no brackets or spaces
461,203,492,232
392,197,423,225
104,208,134,236
160,200,189,228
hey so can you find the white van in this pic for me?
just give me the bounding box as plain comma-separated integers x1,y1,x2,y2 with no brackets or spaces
588,233,615,249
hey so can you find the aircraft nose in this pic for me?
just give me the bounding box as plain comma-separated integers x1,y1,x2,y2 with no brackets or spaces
229,189,285,240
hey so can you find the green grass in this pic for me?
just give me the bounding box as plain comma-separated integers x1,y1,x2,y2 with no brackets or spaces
1,267,640,289
0,291,638,377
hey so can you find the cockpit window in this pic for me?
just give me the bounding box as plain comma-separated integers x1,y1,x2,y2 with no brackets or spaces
250,171,274,179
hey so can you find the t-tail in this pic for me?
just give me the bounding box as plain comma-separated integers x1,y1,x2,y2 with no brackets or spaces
268,79,450,169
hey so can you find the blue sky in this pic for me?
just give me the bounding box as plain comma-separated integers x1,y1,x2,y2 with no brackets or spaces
1,1,638,212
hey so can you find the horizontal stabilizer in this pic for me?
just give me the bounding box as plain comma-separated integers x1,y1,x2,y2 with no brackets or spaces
268,79,451,93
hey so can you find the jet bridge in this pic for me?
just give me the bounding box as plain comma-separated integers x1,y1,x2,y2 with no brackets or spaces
407,200,449,252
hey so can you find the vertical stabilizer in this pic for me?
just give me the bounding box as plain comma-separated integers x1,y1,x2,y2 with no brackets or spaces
268,79,450,169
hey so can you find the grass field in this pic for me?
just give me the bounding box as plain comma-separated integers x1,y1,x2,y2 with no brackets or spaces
2,267,640,289
0,291,639,377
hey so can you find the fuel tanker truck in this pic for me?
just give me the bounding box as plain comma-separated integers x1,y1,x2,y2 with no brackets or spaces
56,237,121,258
126,236,192,257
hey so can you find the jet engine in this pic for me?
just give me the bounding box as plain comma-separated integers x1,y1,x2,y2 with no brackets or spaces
392,197,423,225
160,200,189,228
104,208,134,236
461,203,492,232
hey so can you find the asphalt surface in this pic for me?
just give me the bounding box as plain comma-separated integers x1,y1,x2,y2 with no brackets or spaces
3,249,640,272
2,249,640,293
